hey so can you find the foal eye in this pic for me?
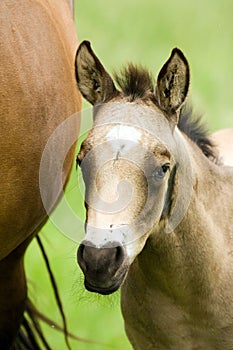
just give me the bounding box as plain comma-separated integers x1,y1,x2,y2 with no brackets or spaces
161,163,170,173
152,163,170,180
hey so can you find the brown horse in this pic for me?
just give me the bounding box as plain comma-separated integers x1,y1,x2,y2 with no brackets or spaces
75,41,233,349
0,0,81,348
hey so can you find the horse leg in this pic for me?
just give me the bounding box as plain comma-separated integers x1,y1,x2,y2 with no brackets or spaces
0,240,28,349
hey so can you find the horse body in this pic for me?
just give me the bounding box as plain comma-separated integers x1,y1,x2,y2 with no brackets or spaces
0,1,81,347
75,41,233,349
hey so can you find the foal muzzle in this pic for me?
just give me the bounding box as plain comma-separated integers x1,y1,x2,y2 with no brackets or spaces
77,242,128,295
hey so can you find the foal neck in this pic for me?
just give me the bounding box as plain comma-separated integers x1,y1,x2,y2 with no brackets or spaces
138,132,233,305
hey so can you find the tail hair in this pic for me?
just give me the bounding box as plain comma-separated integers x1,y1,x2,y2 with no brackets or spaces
14,235,99,349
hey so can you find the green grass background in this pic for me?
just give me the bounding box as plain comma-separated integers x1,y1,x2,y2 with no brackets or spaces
25,0,233,349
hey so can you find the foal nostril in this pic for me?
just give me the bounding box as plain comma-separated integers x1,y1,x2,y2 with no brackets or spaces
77,242,125,276
115,245,124,265
77,243,87,272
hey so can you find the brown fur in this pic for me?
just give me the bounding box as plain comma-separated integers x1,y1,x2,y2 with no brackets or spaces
0,1,81,347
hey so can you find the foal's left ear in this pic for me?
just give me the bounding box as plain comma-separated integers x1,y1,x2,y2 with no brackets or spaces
75,41,116,105
155,48,190,124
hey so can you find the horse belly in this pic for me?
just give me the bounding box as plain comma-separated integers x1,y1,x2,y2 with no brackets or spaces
0,0,81,259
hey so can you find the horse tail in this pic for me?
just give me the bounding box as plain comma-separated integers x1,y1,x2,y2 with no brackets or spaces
14,299,52,350
36,236,71,349
14,235,103,349
14,235,71,350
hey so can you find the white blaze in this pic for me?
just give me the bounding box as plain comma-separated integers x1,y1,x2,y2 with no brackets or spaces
106,125,141,151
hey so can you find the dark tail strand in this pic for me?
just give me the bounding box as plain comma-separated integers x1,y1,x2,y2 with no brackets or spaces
15,301,52,350
36,235,71,350
24,300,53,349
14,235,110,349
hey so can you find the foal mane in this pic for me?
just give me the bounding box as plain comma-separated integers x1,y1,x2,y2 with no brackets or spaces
114,64,216,161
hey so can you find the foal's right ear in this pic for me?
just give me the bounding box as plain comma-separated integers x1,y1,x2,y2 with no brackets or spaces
75,41,116,105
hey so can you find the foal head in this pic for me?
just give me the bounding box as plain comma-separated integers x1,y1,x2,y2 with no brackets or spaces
75,41,189,294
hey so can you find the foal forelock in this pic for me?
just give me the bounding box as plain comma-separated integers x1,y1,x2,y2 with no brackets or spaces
114,64,154,101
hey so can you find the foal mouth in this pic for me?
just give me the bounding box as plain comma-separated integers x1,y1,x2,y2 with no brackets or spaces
84,280,121,295
84,271,127,295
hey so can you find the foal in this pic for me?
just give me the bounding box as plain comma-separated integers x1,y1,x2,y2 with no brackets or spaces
75,41,233,349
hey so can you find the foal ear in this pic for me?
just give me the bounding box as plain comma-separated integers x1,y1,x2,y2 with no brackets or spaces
155,48,189,123
75,41,116,105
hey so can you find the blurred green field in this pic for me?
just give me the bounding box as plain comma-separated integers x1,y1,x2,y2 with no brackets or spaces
25,0,233,349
